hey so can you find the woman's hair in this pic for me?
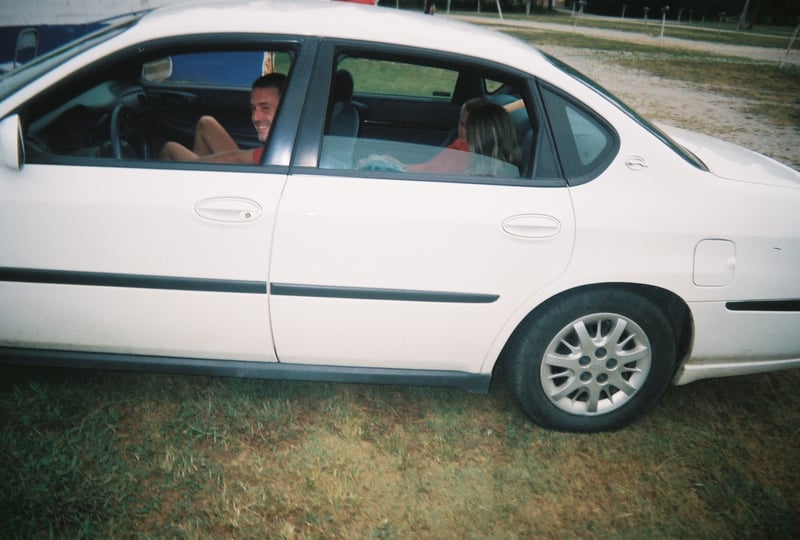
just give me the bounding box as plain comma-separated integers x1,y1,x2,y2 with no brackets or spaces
465,102,522,176
461,97,490,116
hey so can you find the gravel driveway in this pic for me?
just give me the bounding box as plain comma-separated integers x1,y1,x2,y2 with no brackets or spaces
458,15,800,170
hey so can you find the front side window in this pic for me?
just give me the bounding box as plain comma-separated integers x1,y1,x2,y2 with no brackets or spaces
22,46,295,165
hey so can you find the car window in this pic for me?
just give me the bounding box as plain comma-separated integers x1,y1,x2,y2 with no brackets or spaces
22,46,295,165
484,77,504,94
566,105,611,166
540,84,618,183
320,52,539,182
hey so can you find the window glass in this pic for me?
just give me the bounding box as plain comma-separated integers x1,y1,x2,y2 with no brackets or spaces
321,54,536,182
565,105,611,166
484,78,504,94
142,51,292,87
321,137,519,179
541,85,617,181
23,47,294,165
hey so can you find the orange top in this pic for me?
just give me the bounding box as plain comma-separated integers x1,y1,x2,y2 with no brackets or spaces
407,138,470,173
252,146,264,164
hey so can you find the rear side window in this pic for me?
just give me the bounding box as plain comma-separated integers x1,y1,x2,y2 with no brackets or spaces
316,48,544,183
540,84,618,184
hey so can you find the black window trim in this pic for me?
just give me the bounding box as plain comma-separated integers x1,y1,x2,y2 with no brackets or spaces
291,38,568,189
538,80,621,187
20,33,314,170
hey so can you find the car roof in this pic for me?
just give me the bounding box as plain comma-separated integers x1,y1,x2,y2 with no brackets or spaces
133,0,549,72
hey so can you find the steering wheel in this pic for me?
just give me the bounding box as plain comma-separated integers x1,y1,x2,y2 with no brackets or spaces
109,104,129,159
110,104,149,159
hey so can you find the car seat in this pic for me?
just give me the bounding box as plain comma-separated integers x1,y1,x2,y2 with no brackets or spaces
321,69,360,168
327,69,359,138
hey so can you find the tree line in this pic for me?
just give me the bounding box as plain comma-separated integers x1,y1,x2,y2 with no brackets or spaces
405,0,798,25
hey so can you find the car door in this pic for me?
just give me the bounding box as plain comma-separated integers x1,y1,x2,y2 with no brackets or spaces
0,40,309,364
268,46,576,374
0,163,282,362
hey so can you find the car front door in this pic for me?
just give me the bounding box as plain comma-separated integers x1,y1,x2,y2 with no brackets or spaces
0,163,283,362
0,41,309,364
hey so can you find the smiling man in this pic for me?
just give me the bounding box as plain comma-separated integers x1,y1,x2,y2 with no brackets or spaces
160,72,286,164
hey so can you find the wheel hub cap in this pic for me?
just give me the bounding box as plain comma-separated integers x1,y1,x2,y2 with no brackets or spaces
540,313,652,416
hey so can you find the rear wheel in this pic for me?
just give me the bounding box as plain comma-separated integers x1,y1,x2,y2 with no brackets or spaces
505,289,676,432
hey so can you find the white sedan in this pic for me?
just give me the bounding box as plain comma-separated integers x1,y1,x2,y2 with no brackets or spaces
0,0,798,432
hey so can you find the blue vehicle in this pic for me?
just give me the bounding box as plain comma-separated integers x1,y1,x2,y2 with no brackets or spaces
0,22,109,73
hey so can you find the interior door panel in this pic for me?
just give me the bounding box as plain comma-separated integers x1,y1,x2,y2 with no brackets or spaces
355,95,458,147
146,84,258,152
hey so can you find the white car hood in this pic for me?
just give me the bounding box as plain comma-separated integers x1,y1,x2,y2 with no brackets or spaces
659,124,800,189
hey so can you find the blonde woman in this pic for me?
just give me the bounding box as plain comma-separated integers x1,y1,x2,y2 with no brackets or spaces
465,102,522,177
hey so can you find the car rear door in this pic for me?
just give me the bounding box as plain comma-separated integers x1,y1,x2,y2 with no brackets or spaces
267,44,576,375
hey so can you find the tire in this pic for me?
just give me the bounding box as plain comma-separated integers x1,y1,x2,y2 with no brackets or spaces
505,288,676,432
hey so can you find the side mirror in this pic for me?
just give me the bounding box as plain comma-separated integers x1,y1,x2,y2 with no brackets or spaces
0,114,24,171
142,57,173,82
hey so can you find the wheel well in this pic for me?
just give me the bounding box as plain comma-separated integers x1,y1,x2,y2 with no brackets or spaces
499,283,693,377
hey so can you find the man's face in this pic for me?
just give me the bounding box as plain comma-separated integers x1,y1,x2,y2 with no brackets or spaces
251,86,281,142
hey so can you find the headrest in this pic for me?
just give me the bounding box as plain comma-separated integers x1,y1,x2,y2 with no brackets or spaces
333,69,354,101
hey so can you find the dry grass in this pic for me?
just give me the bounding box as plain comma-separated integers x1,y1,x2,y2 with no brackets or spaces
2,365,799,538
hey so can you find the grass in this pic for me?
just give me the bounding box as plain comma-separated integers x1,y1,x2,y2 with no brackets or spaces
2,365,799,538
610,54,800,126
